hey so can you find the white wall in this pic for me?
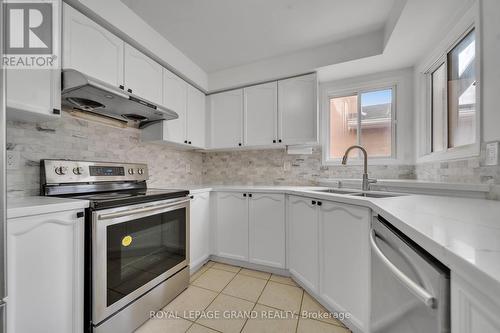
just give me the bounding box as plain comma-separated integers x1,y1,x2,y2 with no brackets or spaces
480,0,500,142
65,0,208,91
319,68,415,165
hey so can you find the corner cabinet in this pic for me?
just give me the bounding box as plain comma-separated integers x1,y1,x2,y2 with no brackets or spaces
208,90,244,149
7,209,84,333
278,74,318,145
63,3,124,88
451,273,500,333
190,192,211,269
318,201,371,333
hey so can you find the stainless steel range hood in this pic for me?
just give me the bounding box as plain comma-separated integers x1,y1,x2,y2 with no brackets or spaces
61,69,177,128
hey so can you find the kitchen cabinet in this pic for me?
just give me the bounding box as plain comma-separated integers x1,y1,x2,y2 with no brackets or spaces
319,201,371,332
287,195,319,293
215,192,248,261
278,73,318,145
124,44,163,105
190,192,211,269
248,193,285,268
161,68,188,144
208,90,244,149
451,273,500,333
7,209,84,333
186,85,206,148
63,4,124,88
244,82,278,146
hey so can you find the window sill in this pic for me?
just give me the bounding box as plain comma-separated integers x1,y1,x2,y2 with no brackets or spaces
416,143,480,164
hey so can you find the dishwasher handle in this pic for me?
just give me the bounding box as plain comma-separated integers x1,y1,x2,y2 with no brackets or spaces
370,229,436,308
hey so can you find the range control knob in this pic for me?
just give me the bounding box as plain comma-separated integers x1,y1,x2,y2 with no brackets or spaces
128,168,135,175
73,167,84,175
137,168,144,175
55,166,68,175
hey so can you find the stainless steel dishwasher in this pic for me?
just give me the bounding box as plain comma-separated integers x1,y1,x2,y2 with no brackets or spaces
370,216,450,333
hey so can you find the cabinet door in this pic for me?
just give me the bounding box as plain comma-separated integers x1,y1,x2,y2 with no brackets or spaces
63,4,124,87
186,85,206,148
7,210,84,333
452,273,500,333
288,196,319,293
216,192,248,261
162,68,187,144
244,82,278,146
278,74,317,144
209,90,243,148
249,193,285,268
319,201,370,332
190,192,211,268
6,68,61,122
124,44,163,105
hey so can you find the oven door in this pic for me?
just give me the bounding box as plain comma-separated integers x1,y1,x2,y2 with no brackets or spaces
92,197,190,324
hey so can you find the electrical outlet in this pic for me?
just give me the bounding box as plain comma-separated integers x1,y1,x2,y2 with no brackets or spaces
6,151,20,170
485,142,499,166
283,161,292,171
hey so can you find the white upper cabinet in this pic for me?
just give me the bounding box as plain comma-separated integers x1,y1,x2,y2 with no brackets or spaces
248,193,285,268
278,73,318,144
319,201,370,333
209,90,244,149
186,85,206,148
63,4,124,88
288,195,319,293
215,192,248,261
124,44,163,105
162,68,187,144
244,82,278,146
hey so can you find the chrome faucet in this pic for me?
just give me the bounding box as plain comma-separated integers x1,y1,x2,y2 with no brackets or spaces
341,145,377,191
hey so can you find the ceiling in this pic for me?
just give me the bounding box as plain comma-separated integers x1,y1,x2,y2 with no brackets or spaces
121,0,395,73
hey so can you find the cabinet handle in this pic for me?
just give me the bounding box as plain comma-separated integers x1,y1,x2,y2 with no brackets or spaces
119,85,124,90
278,139,282,143
184,140,188,144
249,193,253,198
317,201,322,206
127,88,133,93
273,140,276,143
52,108,61,115
312,200,316,205
243,193,247,197
76,211,84,218
238,143,242,146
189,195,194,199
188,141,192,145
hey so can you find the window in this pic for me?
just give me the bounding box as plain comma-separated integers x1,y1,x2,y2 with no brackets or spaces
430,28,477,154
328,88,394,160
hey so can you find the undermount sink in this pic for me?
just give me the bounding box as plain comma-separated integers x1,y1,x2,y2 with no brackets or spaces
312,188,405,198
312,189,360,195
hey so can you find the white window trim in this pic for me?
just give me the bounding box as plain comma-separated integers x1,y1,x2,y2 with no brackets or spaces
321,81,398,166
416,3,481,164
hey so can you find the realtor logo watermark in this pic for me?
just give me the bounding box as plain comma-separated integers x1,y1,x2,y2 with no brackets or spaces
2,0,59,69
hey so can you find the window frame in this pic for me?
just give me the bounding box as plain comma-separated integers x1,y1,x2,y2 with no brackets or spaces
419,23,480,163
322,84,397,165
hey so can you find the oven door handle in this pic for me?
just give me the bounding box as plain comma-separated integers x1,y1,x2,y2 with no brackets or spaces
97,198,190,220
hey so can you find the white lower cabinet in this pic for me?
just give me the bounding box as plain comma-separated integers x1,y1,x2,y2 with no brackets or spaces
287,196,319,293
319,201,371,333
451,272,500,333
215,192,249,261
7,209,84,333
249,193,285,268
190,192,211,269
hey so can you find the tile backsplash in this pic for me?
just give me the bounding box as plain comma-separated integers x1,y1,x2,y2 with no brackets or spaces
6,113,203,197
6,112,499,197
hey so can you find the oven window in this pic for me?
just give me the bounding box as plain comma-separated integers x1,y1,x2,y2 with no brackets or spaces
106,207,186,307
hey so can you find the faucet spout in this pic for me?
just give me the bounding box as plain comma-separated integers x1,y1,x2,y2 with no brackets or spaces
341,145,375,191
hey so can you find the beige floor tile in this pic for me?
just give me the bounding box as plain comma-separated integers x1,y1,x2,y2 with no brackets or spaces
239,268,271,280
192,268,237,292
196,294,254,333
258,281,303,313
241,304,298,333
186,323,219,333
134,317,192,333
211,262,241,273
269,274,298,287
190,265,210,283
205,261,216,268
301,292,345,327
222,274,268,302
163,286,218,320
297,318,350,333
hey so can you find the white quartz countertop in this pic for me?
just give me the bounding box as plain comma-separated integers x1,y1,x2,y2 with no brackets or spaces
190,185,500,297
7,196,89,219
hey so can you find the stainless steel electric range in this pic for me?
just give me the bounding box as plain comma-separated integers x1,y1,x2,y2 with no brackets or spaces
40,159,190,333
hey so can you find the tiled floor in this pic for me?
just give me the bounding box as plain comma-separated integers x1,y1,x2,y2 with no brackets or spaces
135,261,351,333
